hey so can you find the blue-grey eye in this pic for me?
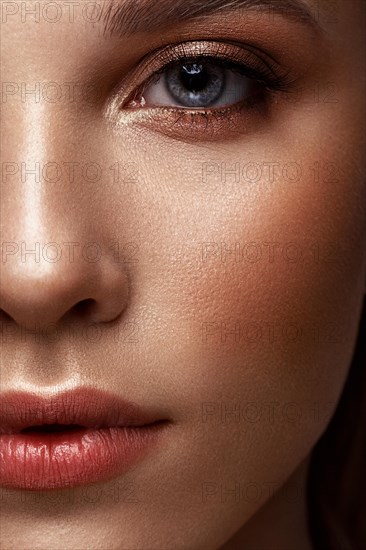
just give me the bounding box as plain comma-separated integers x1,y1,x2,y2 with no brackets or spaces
142,58,254,109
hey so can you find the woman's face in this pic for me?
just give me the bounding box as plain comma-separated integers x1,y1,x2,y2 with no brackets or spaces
1,0,365,548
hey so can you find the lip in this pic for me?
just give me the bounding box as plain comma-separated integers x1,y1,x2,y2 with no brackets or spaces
0,387,170,491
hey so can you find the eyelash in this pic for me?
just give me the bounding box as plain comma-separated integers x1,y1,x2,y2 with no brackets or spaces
131,51,290,103
116,41,297,139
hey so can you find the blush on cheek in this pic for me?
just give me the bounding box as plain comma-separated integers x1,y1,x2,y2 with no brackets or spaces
177,148,365,425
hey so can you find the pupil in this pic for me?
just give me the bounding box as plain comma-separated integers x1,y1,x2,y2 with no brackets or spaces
180,64,208,93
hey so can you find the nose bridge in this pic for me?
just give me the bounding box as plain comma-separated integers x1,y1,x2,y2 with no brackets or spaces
0,20,105,242
1,98,85,260
6,100,49,242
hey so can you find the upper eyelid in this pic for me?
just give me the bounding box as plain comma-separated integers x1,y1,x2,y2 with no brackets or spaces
155,40,282,68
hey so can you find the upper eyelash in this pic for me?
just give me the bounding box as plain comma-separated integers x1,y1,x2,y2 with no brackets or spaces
155,44,293,91
153,56,292,92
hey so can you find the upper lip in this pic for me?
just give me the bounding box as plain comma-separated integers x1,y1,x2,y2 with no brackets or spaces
0,387,166,435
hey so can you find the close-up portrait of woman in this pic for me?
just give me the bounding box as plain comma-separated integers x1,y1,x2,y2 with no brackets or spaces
0,0,365,548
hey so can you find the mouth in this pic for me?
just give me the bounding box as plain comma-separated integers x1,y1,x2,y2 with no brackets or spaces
21,423,86,433
0,388,170,491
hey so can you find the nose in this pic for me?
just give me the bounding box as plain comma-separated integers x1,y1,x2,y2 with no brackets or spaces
0,63,130,332
0,241,129,330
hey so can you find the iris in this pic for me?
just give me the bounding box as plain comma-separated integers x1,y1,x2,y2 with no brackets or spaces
165,62,226,107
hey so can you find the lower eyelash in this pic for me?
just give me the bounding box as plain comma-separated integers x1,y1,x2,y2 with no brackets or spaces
132,95,267,144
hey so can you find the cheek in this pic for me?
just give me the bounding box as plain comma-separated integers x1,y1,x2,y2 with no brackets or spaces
130,133,365,533
151,137,365,403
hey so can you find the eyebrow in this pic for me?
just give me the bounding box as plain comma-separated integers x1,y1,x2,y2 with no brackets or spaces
100,0,319,38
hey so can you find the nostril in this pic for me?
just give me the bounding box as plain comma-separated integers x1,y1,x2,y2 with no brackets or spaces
0,309,15,323
72,299,96,317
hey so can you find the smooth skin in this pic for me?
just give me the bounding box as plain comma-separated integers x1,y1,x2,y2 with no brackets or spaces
1,0,365,548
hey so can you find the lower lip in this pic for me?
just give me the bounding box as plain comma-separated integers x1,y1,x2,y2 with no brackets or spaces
0,424,166,490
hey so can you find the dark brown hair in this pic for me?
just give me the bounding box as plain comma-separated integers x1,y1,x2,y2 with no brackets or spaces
307,298,366,550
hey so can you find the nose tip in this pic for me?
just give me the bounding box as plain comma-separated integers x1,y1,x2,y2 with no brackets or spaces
0,244,129,330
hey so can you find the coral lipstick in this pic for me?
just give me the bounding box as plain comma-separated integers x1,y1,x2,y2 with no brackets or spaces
0,388,169,490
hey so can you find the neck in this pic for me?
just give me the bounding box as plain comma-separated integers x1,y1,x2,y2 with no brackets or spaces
222,456,313,550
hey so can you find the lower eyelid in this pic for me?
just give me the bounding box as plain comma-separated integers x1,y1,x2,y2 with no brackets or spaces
122,96,268,144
